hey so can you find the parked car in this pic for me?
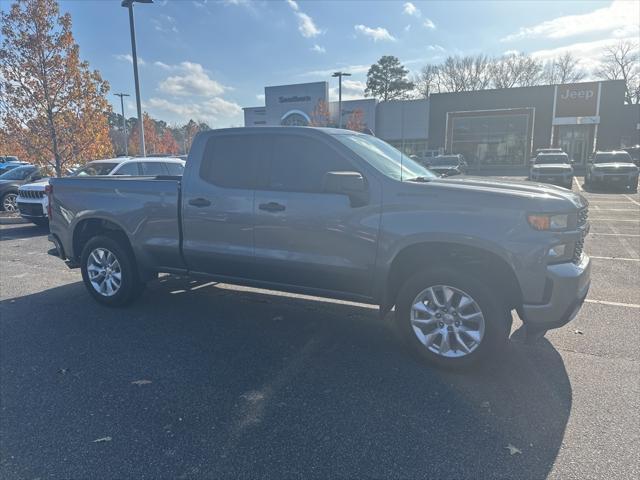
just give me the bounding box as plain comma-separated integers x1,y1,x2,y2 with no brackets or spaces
423,154,468,176
0,155,20,163
48,127,591,370
622,145,640,167
529,152,574,189
16,156,186,226
0,165,44,212
585,151,639,192
529,148,564,165
0,160,30,174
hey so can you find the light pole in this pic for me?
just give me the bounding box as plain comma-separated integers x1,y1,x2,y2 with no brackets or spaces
332,71,351,128
114,92,130,156
121,0,153,157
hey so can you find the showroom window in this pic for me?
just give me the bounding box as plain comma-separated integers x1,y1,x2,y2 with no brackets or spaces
448,111,531,167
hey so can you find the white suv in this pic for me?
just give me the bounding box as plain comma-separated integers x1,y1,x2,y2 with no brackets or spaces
17,156,185,226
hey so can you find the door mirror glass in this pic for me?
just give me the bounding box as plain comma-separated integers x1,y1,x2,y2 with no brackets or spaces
323,171,368,207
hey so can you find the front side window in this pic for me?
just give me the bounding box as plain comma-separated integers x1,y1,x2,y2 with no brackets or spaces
75,162,118,176
334,134,435,181
268,135,351,192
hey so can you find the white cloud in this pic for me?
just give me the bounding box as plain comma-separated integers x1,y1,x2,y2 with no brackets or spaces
423,18,436,29
256,93,265,101
286,0,323,38
146,97,242,127
503,49,520,56
154,61,172,70
151,14,178,34
403,2,421,17
426,44,445,52
531,36,639,72
114,53,146,66
300,63,371,77
311,44,326,54
157,62,228,97
329,79,366,101
354,24,397,42
404,24,411,32
502,0,640,41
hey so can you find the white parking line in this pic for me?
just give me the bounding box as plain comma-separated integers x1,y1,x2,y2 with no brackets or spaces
588,218,640,222
590,256,640,262
585,299,640,309
590,233,640,237
574,177,583,192
623,195,640,207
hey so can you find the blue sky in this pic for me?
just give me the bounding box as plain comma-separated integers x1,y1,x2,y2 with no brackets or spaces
11,0,638,127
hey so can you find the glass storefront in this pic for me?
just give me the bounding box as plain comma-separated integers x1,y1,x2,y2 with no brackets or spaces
555,125,594,164
448,111,531,167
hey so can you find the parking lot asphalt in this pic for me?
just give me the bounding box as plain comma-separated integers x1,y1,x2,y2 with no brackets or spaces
1,177,638,479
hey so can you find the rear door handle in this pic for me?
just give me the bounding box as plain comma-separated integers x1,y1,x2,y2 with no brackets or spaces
188,197,211,207
259,202,286,212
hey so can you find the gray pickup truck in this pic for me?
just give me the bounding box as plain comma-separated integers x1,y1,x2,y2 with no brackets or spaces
48,127,591,369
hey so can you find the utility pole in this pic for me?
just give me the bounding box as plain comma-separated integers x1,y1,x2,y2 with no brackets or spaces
121,0,153,156
114,93,130,156
332,71,351,128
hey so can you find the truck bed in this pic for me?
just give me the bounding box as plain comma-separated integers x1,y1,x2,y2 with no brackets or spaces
49,176,184,271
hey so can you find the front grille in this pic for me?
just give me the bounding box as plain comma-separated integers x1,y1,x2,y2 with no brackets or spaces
599,167,633,174
19,189,44,199
578,207,588,227
572,238,584,264
535,168,564,175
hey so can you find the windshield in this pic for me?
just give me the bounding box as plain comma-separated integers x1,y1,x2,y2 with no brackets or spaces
594,153,632,164
0,166,36,180
430,157,459,166
535,155,569,164
74,162,119,176
333,134,436,181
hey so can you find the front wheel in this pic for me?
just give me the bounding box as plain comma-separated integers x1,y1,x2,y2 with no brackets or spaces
80,235,145,307
396,268,511,369
1,192,18,212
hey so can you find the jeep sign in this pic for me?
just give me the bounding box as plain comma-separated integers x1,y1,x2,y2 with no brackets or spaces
555,82,599,117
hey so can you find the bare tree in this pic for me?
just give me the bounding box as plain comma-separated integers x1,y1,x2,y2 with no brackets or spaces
491,53,543,88
413,64,442,98
595,41,639,104
542,52,586,85
437,55,492,92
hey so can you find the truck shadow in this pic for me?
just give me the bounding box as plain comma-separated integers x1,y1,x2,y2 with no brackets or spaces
1,277,571,479
0,223,48,241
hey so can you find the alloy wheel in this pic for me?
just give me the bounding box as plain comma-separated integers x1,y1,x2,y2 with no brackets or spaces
2,193,18,212
410,284,485,358
86,248,122,297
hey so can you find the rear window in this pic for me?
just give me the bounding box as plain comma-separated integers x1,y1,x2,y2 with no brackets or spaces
200,134,266,189
431,157,459,166
594,152,632,163
140,162,168,176
75,162,118,176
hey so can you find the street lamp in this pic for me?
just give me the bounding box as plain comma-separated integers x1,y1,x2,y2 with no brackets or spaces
121,0,153,157
332,71,351,128
114,93,130,156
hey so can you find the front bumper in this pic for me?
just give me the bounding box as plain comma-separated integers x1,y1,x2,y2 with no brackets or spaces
519,253,591,330
592,172,637,184
530,173,573,185
17,201,46,219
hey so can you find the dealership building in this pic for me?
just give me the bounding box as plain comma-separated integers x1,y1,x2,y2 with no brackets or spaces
244,79,639,168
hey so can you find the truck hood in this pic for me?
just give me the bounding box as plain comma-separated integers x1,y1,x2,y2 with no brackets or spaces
19,178,50,191
531,164,573,171
431,176,587,209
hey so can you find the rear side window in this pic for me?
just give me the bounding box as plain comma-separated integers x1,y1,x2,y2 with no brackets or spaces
269,135,351,192
200,134,266,189
113,162,140,175
165,162,185,176
140,162,168,176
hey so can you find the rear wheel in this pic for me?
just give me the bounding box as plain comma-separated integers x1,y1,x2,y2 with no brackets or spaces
396,268,511,369
80,235,145,307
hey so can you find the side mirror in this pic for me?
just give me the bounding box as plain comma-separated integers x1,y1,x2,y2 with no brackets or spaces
323,171,368,207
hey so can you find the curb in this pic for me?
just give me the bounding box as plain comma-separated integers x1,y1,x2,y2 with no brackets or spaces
0,216,28,225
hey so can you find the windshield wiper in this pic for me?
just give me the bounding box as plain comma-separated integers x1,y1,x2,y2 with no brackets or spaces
405,176,431,182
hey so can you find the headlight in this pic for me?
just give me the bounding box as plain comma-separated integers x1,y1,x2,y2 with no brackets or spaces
527,213,570,231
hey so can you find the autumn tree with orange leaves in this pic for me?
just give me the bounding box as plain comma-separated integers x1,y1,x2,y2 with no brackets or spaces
128,113,159,156
0,0,113,176
309,99,330,127
345,108,365,132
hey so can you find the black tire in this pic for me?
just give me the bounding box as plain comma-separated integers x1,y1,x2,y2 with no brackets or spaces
80,235,145,307
629,177,638,193
395,267,511,370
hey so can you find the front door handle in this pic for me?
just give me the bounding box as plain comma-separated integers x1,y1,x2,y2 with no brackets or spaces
259,202,286,212
188,197,211,207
